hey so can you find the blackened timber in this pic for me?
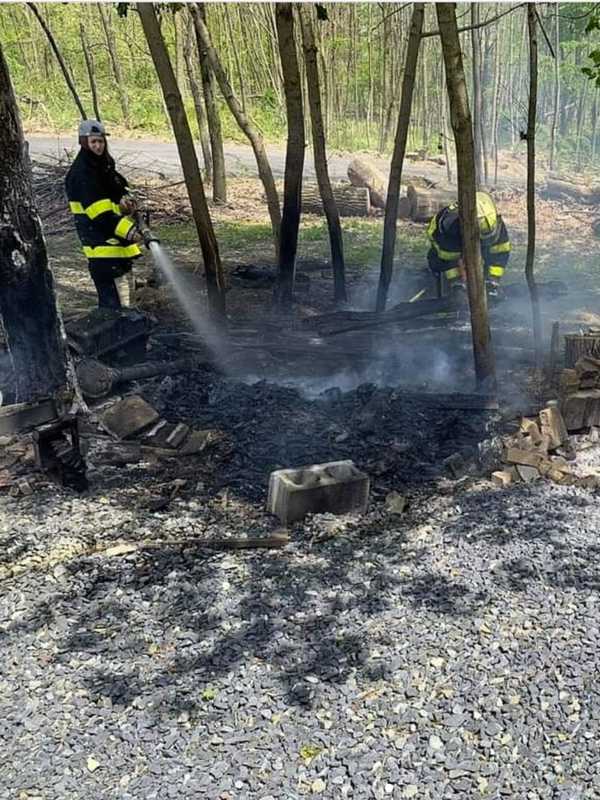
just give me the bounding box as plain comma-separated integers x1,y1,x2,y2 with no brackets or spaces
305,297,460,336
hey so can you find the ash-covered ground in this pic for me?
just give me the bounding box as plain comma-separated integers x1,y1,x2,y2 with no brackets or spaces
2,359,600,799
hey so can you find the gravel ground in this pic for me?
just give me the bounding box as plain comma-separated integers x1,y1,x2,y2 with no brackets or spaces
2,376,600,800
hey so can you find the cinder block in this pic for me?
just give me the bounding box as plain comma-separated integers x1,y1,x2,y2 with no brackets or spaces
267,460,369,524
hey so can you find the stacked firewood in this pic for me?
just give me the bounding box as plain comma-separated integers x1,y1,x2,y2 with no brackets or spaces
559,355,600,431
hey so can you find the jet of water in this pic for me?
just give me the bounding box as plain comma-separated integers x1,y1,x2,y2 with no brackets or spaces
147,241,229,365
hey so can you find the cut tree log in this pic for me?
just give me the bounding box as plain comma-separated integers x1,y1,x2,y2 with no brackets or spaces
301,183,370,217
407,184,456,222
564,332,600,368
347,157,387,208
542,178,600,204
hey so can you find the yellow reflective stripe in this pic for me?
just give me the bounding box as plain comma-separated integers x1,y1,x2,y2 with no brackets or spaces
82,244,141,258
69,201,84,214
115,217,134,238
489,241,511,254
488,265,505,277
445,267,461,279
426,216,437,239
84,198,115,220
432,240,462,261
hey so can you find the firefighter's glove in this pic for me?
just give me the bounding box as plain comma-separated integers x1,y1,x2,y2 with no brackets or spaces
119,195,137,215
126,225,144,245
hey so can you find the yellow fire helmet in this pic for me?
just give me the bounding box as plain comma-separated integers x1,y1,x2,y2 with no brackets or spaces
476,191,499,243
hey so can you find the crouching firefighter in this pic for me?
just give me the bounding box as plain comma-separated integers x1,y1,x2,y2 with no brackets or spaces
426,191,511,299
65,119,145,310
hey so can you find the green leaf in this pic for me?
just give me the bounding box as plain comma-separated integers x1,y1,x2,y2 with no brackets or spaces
201,686,217,702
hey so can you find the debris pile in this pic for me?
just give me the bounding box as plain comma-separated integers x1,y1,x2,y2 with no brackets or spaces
492,398,600,488
97,394,223,459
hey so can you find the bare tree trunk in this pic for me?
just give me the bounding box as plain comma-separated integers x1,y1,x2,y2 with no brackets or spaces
436,2,496,389
183,12,212,184
471,3,484,187
575,76,588,171
0,41,74,403
441,62,453,184
224,6,246,112
491,6,502,185
299,5,347,303
26,3,87,119
526,3,543,369
273,4,304,308
97,3,130,124
191,2,281,254
549,4,560,171
376,4,424,313
137,2,226,324
79,22,101,121
193,4,227,203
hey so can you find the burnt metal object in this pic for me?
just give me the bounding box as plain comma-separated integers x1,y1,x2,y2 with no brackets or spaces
65,309,151,366
77,356,196,400
33,417,88,492
0,398,60,436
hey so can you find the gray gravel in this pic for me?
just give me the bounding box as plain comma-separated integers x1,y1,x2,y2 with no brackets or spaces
2,458,600,799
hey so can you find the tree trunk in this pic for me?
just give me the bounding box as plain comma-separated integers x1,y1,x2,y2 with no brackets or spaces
376,4,424,313
347,157,387,208
301,184,370,218
526,3,543,369
79,22,101,121
436,2,496,389
575,76,588,172
299,5,347,302
137,2,226,324
183,11,212,184
26,3,87,119
471,3,484,187
191,3,281,253
273,4,305,308
193,4,227,203
0,41,74,403
97,3,130,124
224,6,246,112
491,6,502,185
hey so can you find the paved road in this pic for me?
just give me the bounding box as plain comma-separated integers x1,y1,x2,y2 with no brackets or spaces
26,132,448,184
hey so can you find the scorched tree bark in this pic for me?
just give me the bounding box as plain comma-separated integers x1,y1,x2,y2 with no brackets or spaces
299,4,347,303
273,3,305,308
0,41,73,402
436,2,496,389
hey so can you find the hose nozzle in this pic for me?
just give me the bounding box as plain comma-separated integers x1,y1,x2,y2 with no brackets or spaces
140,227,160,248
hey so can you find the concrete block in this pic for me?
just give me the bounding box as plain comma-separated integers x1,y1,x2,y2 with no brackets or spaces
267,460,369,524
100,395,160,440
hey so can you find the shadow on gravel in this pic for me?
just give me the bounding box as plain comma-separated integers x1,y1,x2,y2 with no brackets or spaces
34,505,496,716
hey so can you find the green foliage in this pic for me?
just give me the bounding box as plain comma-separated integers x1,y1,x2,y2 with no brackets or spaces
1,2,600,162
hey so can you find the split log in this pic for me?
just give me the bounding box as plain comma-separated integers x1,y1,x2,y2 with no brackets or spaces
98,533,290,557
302,183,370,217
542,178,600,204
564,332,600,368
347,157,387,208
407,184,456,222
